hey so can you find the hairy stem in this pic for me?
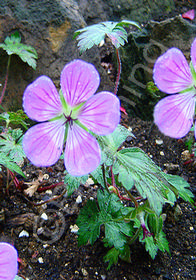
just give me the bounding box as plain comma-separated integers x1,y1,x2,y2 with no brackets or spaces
101,164,110,192
0,55,11,105
122,185,139,208
114,48,121,95
127,227,141,245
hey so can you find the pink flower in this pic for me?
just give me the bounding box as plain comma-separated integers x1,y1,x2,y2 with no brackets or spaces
23,60,120,176
153,38,196,138
0,242,18,280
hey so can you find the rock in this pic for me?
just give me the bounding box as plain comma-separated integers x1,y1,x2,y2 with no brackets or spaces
0,0,112,111
119,15,196,119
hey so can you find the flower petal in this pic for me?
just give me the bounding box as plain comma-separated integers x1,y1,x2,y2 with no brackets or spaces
23,76,63,122
0,242,18,280
154,92,195,138
78,91,120,135
60,59,100,107
23,120,65,166
153,48,193,93
64,123,101,176
191,38,196,72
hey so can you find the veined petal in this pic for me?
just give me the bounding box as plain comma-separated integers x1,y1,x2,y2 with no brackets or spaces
23,76,63,122
191,38,196,72
154,92,195,138
153,48,193,93
78,91,120,135
60,59,100,107
23,120,65,166
64,123,101,176
0,242,18,280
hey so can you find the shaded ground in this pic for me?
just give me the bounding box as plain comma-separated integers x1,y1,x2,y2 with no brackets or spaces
0,1,196,280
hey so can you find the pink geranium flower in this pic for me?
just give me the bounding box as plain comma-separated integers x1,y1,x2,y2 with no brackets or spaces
153,38,196,139
0,242,18,280
23,59,120,176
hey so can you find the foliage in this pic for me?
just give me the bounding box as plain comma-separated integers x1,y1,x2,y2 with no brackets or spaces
74,20,141,53
0,110,29,129
0,31,38,70
76,125,194,267
0,127,25,177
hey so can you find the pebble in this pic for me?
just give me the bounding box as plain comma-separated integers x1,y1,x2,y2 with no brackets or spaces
70,224,79,233
38,257,44,264
40,213,48,220
155,139,163,145
76,195,82,204
160,151,164,156
181,150,191,161
81,268,88,276
19,230,29,238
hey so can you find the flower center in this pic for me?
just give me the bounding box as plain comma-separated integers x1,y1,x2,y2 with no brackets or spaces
63,111,77,127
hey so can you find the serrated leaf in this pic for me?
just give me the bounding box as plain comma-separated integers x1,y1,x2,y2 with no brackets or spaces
141,235,158,259
77,190,134,250
0,31,38,69
113,147,178,215
0,128,26,164
0,110,29,129
77,199,101,246
103,247,119,269
97,124,134,166
103,244,131,269
0,153,25,177
164,174,194,204
14,276,24,280
74,20,140,52
64,171,88,196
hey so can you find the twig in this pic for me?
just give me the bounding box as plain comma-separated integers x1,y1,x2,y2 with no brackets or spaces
0,55,11,105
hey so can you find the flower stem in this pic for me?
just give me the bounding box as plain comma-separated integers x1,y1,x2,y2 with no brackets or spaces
101,164,110,192
127,227,141,245
122,185,139,208
0,55,11,105
114,48,121,95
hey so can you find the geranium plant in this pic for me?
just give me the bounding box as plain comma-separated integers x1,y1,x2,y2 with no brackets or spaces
0,23,194,270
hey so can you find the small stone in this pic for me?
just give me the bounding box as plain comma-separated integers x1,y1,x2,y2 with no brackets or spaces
160,151,164,156
190,226,194,231
76,195,82,204
181,150,191,161
41,213,48,220
70,224,79,233
101,275,107,280
45,190,52,195
43,244,49,248
81,268,88,276
38,257,44,264
155,139,163,145
19,230,29,238
86,178,94,185
164,163,180,171
43,174,49,180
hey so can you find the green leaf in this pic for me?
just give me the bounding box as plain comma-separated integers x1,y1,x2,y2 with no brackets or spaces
103,247,119,269
103,244,131,269
77,190,134,250
77,199,101,246
97,124,134,166
113,147,177,215
0,128,26,165
0,153,25,177
14,276,24,280
74,20,140,52
164,174,194,204
0,31,38,69
0,110,29,129
64,171,88,196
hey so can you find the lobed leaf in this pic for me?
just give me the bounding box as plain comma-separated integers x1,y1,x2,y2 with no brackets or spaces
0,31,38,69
74,20,140,52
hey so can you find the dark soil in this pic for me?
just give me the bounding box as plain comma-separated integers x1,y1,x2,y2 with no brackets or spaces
0,1,196,280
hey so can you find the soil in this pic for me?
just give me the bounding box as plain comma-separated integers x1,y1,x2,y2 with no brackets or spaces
0,1,196,280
